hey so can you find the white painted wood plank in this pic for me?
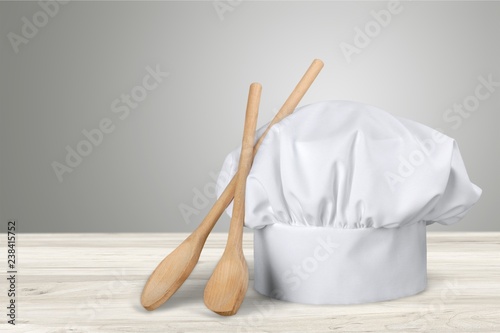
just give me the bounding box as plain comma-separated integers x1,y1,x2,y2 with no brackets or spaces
1,232,499,332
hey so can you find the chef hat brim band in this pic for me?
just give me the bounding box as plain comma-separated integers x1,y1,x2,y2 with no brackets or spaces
253,221,427,304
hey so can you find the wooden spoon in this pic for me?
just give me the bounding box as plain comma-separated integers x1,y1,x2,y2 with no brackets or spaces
140,59,324,311
203,82,261,316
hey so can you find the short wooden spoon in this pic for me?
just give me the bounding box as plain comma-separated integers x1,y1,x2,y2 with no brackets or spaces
203,82,261,316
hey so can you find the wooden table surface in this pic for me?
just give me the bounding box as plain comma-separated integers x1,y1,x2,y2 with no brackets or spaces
1,232,500,332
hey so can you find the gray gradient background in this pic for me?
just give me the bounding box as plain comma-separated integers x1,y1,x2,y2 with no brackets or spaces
0,1,498,232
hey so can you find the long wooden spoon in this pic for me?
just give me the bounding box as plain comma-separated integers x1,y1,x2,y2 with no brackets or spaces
141,59,324,311
203,82,261,316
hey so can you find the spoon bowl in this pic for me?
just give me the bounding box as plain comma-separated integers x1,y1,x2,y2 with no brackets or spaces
141,234,203,310
203,248,248,315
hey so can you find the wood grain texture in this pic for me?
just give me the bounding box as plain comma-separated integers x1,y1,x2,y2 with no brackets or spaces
1,232,499,332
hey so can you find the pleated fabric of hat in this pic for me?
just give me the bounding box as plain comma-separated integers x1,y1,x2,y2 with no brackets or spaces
216,100,482,305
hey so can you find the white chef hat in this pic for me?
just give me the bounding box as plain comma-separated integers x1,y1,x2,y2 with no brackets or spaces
216,100,481,305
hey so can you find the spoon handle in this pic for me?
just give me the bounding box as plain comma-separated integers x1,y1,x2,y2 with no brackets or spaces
191,59,324,242
227,83,261,249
